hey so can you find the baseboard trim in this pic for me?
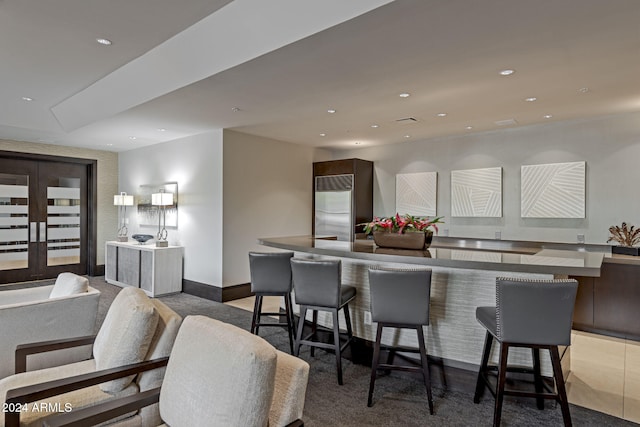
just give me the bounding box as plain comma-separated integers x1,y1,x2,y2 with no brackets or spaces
182,280,252,303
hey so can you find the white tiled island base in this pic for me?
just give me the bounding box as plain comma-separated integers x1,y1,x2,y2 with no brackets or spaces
105,241,183,297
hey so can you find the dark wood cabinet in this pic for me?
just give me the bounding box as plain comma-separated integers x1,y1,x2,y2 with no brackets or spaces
312,159,373,237
572,262,640,341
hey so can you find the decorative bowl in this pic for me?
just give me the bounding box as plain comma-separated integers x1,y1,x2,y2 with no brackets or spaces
131,234,154,244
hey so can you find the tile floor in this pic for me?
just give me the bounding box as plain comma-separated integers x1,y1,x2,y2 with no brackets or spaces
226,296,640,424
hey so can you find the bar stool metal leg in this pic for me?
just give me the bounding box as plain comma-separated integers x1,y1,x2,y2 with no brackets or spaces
282,293,295,354
474,330,494,404
494,343,510,427
367,323,384,407
333,309,343,385
252,295,266,335
550,346,573,427
310,310,318,358
532,348,544,410
344,305,354,344
417,326,434,415
294,306,307,357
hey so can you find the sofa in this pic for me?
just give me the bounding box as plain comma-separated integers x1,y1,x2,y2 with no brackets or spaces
0,273,100,380
0,286,182,427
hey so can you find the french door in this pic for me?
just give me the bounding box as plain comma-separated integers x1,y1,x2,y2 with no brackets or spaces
0,157,88,284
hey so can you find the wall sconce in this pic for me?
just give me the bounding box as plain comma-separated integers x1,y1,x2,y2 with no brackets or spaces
113,192,134,242
152,189,173,247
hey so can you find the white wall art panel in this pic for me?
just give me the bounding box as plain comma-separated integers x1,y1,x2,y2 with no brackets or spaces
521,161,585,218
451,167,502,217
396,172,437,216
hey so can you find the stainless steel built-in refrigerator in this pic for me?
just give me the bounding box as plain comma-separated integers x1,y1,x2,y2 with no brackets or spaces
314,174,353,241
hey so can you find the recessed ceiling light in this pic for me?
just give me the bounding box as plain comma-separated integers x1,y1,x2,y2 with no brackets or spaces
543,114,553,119
96,38,112,46
128,136,137,140
371,124,379,128
524,97,537,102
231,107,241,112
106,143,113,146
157,128,167,132
499,69,515,76
436,113,447,117
319,133,326,137
21,97,33,101
404,134,411,138
327,109,336,114
354,142,361,145
578,87,589,93
399,93,410,98
465,126,473,130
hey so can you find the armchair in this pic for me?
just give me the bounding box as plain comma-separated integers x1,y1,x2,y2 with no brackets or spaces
0,286,182,427
19,316,309,427
0,273,100,380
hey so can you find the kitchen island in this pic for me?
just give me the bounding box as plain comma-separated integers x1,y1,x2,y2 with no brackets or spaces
259,235,609,375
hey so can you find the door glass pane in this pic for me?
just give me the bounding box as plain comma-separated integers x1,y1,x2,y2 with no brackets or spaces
47,177,80,266
0,174,29,271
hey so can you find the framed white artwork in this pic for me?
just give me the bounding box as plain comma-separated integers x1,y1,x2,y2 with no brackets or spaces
521,161,585,218
395,172,437,216
451,167,502,217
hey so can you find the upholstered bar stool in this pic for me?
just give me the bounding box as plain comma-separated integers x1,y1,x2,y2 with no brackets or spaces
473,277,578,427
367,267,434,414
290,258,356,385
249,251,296,354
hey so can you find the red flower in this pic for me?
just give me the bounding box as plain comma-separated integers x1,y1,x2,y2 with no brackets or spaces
360,213,444,235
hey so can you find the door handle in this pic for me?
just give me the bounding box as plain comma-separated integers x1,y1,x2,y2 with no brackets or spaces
39,222,47,243
30,222,37,243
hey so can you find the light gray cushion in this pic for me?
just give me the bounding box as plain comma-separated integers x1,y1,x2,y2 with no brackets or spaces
159,316,277,427
49,273,89,298
137,299,182,427
269,350,309,427
93,287,159,394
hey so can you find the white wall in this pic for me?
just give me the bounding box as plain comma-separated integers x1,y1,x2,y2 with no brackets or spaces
118,129,328,289
0,139,118,264
222,130,328,286
118,131,224,285
335,112,640,245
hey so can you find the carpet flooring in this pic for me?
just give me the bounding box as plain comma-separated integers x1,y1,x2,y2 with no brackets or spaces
80,278,639,426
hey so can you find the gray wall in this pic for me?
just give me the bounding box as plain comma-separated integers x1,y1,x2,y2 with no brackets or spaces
118,131,224,286
335,112,640,245
222,130,329,286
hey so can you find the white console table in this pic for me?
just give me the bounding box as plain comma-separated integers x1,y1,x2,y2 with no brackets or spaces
105,241,183,297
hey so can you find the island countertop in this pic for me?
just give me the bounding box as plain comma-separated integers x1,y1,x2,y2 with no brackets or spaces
258,235,607,277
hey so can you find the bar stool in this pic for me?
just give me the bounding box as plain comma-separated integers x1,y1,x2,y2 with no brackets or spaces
473,277,578,427
367,267,434,414
248,251,296,354
290,258,356,385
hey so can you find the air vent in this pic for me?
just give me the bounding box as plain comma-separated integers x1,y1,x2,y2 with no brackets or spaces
316,174,353,192
495,119,518,126
395,117,418,124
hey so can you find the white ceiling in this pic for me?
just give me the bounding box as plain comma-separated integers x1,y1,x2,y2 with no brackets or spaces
1,0,639,152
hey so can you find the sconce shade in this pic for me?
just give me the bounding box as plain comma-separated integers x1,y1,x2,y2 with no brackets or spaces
113,193,134,206
152,192,174,206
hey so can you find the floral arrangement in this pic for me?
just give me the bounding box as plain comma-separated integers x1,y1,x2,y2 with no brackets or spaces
362,213,444,235
607,222,640,247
